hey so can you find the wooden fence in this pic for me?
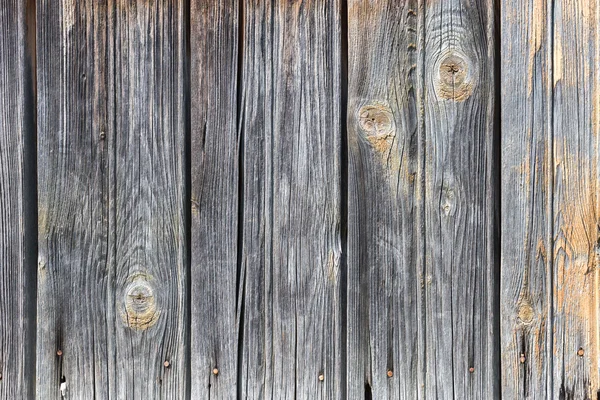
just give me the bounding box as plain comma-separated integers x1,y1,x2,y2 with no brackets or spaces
0,0,597,399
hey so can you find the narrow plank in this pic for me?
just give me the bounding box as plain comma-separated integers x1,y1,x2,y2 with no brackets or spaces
346,1,422,398
500,0,552,398
0,0,36,398
551,0,600,397
190,0,240,398
37,1,111,397
423,0,497,398
37,1,187,398
240,1,343,398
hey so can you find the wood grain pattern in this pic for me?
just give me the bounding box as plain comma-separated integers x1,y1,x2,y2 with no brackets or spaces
190,0,240,398
501,0,553,398
37,1,187,398
423,0,497,398
0,0,36,398
552,0,600,398
347,0,498,398
191,1,343,398
346,1,422,398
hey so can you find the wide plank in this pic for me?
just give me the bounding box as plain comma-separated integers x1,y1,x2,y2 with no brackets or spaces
346,1,422,398
37,1,187,398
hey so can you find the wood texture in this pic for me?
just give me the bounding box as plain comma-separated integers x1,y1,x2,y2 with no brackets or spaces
0,0,36,398
501,0,600,398
422,0,497,398
191,1,343,398
346,1,422,398
347,0,498,398
500,0,552,397
551,1,600,398
37,1,187,398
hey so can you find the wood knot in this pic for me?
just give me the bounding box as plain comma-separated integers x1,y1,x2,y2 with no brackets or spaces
517,302,534,324
358,104,394,137
436,52,474,102
121,275,159,330
358,103,395,152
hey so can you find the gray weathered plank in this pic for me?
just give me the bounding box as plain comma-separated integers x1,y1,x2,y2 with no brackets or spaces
241,1,344,398
423,0,497,398
347,0,498,398
191,1,343,398
346,1,422,398
37,1,187,398
500,0,552,398
0,0,36,398
551,0,600,397
190,0,240,397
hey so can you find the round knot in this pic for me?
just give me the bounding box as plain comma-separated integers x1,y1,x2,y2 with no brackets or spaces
358,104,394,137
122,276,159,330
436,52,474,101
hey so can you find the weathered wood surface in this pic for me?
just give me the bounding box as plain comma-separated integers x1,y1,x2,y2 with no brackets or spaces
191,1,343,398
422,0,498,398
37,0,187,398
0,0,36,398
8,0,600,398
500,0,552,397
501,0,600,398
347,0,498,398
346,1,422,398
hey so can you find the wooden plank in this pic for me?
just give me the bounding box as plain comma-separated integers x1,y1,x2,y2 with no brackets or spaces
347,0,498,398
422,1,497,398
37,1,187,398
551,0,600,398
346,1,422,398
189,0,240,398
0,0,36,398
500,0,552,398
243,1,344,398
191,1,343,398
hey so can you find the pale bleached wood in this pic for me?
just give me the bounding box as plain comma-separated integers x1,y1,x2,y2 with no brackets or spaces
501,0,552,398
551,0,600,397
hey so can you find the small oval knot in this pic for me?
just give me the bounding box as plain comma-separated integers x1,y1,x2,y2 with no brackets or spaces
358,104,394,137
121,275,159,330
436,52,474,101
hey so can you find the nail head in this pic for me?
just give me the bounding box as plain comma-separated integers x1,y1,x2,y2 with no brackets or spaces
578,348,584,357
387,370,393,378
56,350,63,356
519,353,526,363
318,374,324,381
163,361,170,368
468,367,475,373
213,368,219,375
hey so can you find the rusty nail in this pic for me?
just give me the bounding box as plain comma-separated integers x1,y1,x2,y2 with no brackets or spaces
387,370,393,378
163,361,170,368
56,350,63,356
318,374,324,381
519,353,526,364
468,367,475,373
213,368,219,376
578,348,584,357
